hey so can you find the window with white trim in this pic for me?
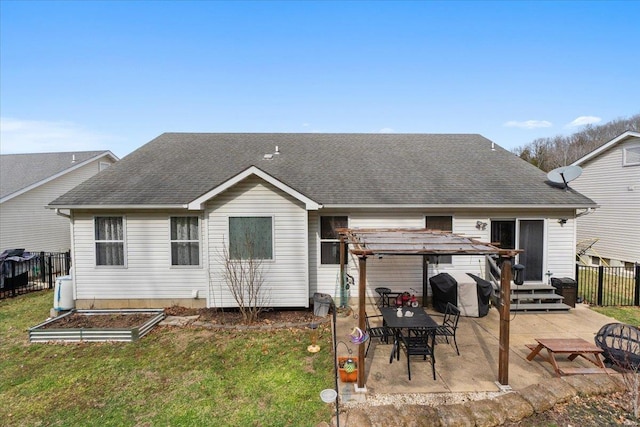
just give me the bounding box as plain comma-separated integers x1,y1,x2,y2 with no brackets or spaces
623,146,640,166
170,217,200,266
320,216,348,264
426,216,453,264
229,217,273,260
95,216,125,266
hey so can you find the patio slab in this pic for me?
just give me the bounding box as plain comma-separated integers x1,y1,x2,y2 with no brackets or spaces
334,301,618,402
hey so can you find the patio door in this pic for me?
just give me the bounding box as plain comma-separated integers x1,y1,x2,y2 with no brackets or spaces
491,219,544,282
518,220,544,282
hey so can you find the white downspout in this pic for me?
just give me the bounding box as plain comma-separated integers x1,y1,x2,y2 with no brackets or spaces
54,208,71,219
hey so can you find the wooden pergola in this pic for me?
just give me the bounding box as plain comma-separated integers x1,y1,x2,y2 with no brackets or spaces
337,227,519,390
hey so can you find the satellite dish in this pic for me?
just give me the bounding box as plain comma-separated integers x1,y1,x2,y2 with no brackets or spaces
547,165,583,189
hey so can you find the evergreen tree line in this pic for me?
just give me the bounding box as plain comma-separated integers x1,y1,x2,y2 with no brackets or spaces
513,113,640,172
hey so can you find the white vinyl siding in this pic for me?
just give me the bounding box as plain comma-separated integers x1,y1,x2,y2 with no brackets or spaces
206,176,308,308
572,137,640,264
70,204,576,306
72,211,207,301
0,158,114,252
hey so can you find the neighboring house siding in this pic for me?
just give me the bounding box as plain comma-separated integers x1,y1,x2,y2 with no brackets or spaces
0,158,113,252
206,176,309,308
72,210,208,302
572,138,640,264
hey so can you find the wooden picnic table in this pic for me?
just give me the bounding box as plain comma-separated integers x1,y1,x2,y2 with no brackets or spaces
526,338,615,376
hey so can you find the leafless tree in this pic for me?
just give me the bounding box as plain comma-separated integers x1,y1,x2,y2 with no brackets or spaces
514,113,640,172
219,234,270,324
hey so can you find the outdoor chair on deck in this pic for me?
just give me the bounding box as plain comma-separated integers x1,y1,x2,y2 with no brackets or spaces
397,327,437,380
365,313,391,357
434,302,461,355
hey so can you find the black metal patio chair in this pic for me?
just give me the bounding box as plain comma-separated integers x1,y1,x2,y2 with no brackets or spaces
365,313,391,357
434,302,461,355
397,327,437,380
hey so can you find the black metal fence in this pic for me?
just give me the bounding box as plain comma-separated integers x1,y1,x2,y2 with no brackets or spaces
0,251,71,299
576,263,640,306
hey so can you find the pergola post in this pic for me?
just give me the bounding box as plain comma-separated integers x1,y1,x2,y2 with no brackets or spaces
498,259,512,386
357,255,367,389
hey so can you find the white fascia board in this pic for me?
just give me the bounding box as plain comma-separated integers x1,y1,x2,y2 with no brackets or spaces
321,203,597,209
187,166,321,211
572,131,640,166
0,151,119,204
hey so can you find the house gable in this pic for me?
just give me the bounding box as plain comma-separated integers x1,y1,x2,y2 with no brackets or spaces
571,131,640,265
572,131,640,167
1,151,118,203
188,166,321,211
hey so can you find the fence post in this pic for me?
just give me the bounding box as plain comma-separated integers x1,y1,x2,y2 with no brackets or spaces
635,263,640,307
47,254,53,289
597,265,604,306
39,251,46,284
10,261,16,297
65,251,71,275
575,263,580,298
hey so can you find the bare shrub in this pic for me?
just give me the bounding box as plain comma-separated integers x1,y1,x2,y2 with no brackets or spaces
219,233,271,324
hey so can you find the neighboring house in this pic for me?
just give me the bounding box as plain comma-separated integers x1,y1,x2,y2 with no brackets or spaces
1,151,118,253
48,133,596,309
571,131,640,268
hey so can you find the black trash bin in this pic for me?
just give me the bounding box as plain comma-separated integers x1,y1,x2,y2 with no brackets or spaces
550,277,577,308
313,292,333,317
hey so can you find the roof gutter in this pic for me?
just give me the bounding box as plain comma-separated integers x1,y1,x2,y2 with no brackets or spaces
320,203,598,209
47,204,190,210
575,207,597,218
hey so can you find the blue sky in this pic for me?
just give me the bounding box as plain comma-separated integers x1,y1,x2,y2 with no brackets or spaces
1,1,639,158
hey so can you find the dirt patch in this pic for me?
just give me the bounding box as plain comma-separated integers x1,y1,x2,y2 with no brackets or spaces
41,313,156,329
503,391,639,426
164,306,317,326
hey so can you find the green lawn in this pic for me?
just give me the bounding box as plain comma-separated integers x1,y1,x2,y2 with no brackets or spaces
0,291,335,426
590,305,640,327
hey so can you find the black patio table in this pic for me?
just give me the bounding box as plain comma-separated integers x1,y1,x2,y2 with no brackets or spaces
380,306,438,362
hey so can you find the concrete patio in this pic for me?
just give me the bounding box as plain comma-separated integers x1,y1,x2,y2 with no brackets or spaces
333,300,618,403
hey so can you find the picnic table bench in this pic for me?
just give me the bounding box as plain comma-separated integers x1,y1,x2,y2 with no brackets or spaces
526,338,616,377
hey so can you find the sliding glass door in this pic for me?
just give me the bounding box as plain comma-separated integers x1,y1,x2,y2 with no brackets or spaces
491,219,544,282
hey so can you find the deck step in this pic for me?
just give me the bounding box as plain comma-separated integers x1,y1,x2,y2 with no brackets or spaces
510,302,571,312
511,284,557,293
511,293,564,302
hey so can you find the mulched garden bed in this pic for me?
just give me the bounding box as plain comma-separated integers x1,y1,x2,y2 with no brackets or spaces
38,307,319,330
164,306,318,326
40,312,156,329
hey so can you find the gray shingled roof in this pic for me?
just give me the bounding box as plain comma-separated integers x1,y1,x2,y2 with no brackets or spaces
1,151,113,199
49,133,596,207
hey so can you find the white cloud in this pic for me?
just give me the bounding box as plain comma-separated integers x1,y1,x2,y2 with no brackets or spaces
377,127,395,133
0,117,113,154
503,120,553,129
565,116,602,128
